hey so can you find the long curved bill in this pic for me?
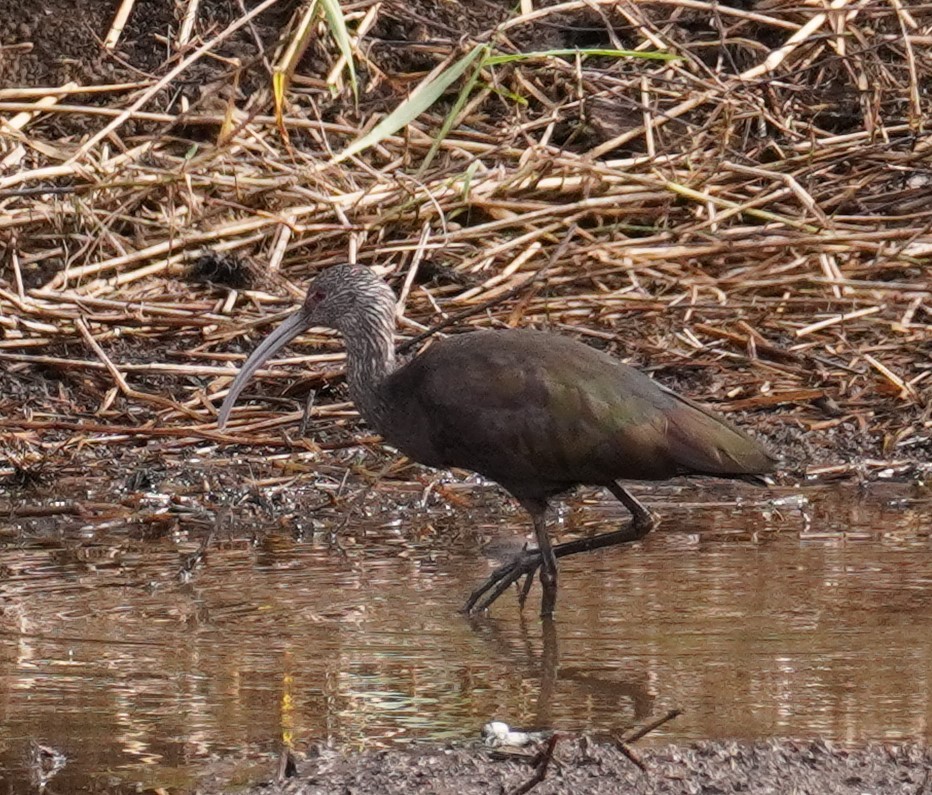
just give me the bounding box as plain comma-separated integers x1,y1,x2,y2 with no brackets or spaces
217,311,311,429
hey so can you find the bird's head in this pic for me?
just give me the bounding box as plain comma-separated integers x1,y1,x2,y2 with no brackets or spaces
298,263,395,332
216,263,396,429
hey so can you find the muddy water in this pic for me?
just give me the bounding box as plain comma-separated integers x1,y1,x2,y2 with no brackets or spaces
0,480,929,791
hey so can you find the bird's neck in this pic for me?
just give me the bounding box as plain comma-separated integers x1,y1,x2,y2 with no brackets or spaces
342,308,397,433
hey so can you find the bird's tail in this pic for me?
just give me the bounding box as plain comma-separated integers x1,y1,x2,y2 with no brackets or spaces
664,392,779,477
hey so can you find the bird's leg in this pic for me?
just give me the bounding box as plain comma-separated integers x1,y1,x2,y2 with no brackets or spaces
463,501,554,617
607,482,658,532
524,484,656,580
517,569,535,608
462,487,655,616
518,485,654,603
463,522,653,615
531,510,558,618
462,552,538,614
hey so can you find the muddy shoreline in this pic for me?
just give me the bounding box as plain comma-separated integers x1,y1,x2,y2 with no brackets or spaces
218,738,932,795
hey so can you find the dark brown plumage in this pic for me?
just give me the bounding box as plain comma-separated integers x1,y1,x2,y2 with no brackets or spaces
218,264,777,617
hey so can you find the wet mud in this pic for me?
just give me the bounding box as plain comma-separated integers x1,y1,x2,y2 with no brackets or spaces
231,739,932,795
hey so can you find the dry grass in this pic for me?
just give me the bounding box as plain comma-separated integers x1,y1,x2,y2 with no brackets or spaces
0,0,930,483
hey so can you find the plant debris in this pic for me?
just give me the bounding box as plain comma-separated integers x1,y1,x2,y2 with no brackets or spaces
1,3,930,491
223,738,932,795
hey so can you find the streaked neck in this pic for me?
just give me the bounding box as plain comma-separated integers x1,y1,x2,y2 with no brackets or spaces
342,305,396,433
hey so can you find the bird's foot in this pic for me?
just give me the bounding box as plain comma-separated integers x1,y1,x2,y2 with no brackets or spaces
463,520,654,616
633,510,659,534
462,548,543,615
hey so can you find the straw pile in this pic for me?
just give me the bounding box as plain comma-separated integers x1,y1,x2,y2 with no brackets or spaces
1,0,930,487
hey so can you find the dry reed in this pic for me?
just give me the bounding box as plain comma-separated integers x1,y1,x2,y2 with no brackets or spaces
1,0,929,484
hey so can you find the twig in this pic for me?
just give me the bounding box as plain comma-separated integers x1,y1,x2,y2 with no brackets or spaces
611,709,683,772
397,223,577,355
507,734,562,795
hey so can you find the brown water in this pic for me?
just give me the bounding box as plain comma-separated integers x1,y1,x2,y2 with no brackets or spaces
0,479,930,792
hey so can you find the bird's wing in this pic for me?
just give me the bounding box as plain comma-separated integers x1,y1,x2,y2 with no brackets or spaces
384,331,773,490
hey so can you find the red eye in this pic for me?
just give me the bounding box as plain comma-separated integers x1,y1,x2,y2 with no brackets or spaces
305,289,325,307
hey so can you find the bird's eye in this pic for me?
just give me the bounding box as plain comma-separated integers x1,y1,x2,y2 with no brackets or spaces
306,289,326,307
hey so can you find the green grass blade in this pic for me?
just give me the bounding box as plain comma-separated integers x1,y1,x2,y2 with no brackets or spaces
417,48,488,175
319,0,357,100
333,44,487,163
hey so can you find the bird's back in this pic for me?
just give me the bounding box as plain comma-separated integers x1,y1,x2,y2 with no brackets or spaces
381,329,775,501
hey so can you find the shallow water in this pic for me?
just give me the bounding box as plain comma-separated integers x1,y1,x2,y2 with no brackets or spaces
0,479,930,792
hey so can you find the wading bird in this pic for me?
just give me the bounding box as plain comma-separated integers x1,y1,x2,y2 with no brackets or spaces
218,264,776,617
